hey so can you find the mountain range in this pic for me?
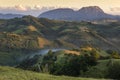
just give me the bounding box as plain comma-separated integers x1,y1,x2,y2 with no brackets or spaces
0,6,120,21
0,13,24,19
39,6,120,21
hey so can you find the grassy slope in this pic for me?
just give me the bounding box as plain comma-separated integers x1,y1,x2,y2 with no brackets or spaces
0,66,107,80
85,59,120,77
97,59,120,70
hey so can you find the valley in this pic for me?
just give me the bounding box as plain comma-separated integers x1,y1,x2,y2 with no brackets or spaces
0,8,120,80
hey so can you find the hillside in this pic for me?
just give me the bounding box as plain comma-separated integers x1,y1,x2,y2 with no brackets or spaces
0,66,107,80
0,15,119,51
39,6,120,21
0,15,119,79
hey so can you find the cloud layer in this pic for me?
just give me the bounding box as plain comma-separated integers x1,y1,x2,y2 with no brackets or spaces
0,5,55,16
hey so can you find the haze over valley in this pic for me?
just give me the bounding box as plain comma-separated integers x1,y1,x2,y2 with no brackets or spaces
0,0,120,80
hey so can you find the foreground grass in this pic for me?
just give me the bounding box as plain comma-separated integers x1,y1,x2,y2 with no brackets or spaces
0,66,107,80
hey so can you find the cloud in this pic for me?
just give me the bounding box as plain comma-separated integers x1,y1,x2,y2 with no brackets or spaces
0,5,81,16
14,5,27,11
0,5,56,16
34,5,41,9
110,7,120,12
0,5,29,11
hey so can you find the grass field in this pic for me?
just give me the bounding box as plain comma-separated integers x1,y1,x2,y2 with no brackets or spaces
0,66,108,80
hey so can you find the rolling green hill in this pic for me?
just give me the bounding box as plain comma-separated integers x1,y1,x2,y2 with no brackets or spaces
0,15,120,66
0,16,119,51
0,16,119,80
82,59,120,78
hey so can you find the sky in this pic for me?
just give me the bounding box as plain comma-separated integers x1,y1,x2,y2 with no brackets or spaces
0,0,120,16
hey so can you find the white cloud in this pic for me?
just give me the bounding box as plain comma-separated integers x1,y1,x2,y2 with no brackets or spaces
14,5,27,11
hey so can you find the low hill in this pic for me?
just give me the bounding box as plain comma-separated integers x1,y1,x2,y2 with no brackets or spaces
0,66,107,80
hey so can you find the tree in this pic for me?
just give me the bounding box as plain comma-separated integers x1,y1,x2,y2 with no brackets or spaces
42,50,57,73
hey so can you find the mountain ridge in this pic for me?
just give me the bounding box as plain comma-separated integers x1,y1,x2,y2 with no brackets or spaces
39,6,120,21
0,13,24,19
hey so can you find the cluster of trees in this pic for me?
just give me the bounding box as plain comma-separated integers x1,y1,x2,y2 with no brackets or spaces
49,54,97,76
18,49,120,79
18,49,98,76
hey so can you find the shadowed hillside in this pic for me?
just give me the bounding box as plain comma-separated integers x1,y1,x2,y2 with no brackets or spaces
0,15,119,51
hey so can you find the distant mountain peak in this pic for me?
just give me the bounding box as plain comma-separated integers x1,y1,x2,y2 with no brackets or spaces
78,6,104,13
39,6,120,21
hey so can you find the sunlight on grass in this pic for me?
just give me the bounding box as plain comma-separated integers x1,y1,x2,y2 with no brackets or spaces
0,66,107,80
